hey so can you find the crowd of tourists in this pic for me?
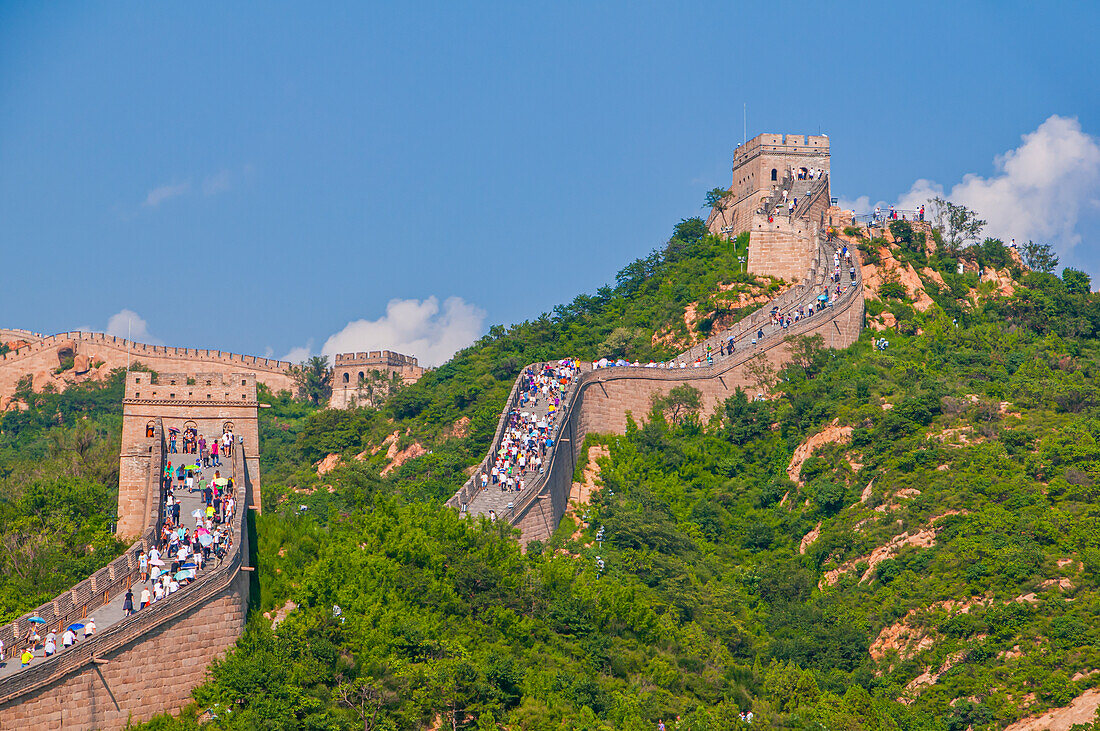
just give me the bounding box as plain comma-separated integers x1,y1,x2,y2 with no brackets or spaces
4,422,237,672
477,360,577,509
871,204,925,223
592,241,857,372
168,426,234,464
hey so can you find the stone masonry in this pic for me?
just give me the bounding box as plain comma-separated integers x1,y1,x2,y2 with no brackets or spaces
329,350,425,409
510,284,864,543
0,331,296,408
117,371,261,538
0,569,249,729
706,133,830,236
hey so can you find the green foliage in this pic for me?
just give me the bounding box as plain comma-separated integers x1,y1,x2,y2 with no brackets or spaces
0,369,129,622
1022,240,1060,273
289,355,333,406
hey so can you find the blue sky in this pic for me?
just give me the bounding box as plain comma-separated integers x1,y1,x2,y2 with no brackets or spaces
2,2,1098,365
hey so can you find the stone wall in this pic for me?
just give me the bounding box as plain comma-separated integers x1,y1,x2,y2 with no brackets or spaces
0,443,254,730
0,331,295,406
118,372,261,538
706,132,831,238
0,569,248,729
511,279,865,543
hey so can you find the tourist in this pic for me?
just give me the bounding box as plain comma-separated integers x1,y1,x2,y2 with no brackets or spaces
20,648,32,667
139,550,148,582
44,634,55,657
123,588,135,617
62,628,76,648
84,618,96,639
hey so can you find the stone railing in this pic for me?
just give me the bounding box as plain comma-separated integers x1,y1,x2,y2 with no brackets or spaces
0,433,250,705
0,418,167,663
505,244,864,535
793,174,829,220
678,233,835,363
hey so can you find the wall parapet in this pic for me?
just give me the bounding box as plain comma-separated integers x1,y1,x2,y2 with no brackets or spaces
0,331,291,372
450,232,864,540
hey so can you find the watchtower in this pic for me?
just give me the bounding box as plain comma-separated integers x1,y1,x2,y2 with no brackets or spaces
707,133,830,236
330,351,425,409
116,371,261,538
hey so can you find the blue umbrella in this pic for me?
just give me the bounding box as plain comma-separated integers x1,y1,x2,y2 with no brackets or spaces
27,617,46,624
180,562,197,569
175,570,194,580
66,623,84,631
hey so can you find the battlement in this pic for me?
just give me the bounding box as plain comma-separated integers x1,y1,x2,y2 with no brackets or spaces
333,350,419,367
733,132,830,166
124,371,258,403
0,331,291,372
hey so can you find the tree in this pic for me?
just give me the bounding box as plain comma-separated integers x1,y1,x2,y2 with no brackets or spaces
290,355,332,405
665,217,709,262
653,384,702,423
704,187,733,229
745,351,778,395
598,327,645,359
1021,240,1060,273
929,196,985,253
1063,267,1092,295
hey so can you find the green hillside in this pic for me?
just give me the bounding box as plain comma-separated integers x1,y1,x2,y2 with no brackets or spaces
126,225,1100,730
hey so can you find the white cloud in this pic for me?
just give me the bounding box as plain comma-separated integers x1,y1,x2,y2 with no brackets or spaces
143,180,191,207
281,342,314,365
292,297,486,368
202,169,232,196
836,195,873,214
105,309,162,344
895,115,1100,260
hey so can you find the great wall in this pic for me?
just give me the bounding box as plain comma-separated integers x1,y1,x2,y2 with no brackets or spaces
0,132,871,727
449,133,868,541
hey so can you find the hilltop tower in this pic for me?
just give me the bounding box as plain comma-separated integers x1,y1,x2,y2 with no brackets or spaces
706,133,834,283
117,371,261,537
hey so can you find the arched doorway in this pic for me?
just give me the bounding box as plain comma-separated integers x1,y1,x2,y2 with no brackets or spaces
771,168,777,181
145,420,156,438
343,372,350,383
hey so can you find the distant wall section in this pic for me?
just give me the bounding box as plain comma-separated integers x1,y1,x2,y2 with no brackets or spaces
329,350,425,409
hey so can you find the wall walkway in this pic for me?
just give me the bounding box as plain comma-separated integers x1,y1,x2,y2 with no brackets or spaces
0,422,253,728
451,233,865,543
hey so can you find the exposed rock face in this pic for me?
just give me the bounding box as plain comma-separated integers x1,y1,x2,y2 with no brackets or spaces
787,419,853,484
316,453,342,477
799,521,822,554
1005,688,1100,731
73,354,91,374
381,441,427,476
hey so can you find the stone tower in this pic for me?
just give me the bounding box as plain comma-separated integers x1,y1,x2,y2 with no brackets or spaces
706,133,833,282
117,371,261,538
707,133,830,236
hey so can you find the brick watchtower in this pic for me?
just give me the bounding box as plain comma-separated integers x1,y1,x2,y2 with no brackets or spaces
117,371,261,538
329,351,425,409
707,133,830,236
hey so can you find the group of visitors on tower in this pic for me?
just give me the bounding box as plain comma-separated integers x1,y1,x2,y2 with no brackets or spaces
168,426,234,465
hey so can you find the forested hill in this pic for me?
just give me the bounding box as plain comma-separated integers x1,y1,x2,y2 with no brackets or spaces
14,212,1100,728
